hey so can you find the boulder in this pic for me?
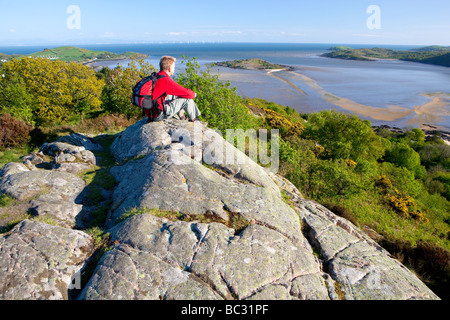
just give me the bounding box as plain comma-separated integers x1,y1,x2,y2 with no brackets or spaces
0,119,441,301
57,133,104,152
41,141,96,165
297,200,440,300
0,162,30,179
0,220,93,300
79,214,329,300
0,170,86,227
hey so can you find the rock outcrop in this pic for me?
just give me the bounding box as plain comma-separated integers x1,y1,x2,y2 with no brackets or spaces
0,220,92,299
0,119,440,300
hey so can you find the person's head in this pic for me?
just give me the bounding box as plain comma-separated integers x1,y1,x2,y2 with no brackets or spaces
160,56,176,76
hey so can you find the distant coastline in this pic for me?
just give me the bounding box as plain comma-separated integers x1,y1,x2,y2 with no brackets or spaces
322,46,450,67
213,58,450,133
2,43,449,133
0,46,147,65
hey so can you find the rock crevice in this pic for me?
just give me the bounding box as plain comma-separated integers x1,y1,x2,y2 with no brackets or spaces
0,119,440,300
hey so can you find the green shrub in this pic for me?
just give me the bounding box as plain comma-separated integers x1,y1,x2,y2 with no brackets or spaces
0,114,32,149
1,57,104,125
176,57,258,133
303,110,385,162
385,142,424,176
100,56,156,119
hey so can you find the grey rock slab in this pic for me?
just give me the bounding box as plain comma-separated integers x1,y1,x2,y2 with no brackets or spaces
0,170,86,227
108,150,303,244
40,141,96,166
81,214,329,300
57,133,104,152
0,162,30,179
212,224,329,300
297,200,440,300
0,220,93,300
110,119,173,163
78,243,222,300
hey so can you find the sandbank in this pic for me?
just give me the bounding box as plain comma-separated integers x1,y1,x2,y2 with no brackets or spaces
406,93,450,130
274,71,450,130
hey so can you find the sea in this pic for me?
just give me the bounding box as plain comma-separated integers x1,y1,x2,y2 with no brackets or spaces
2,43,449,131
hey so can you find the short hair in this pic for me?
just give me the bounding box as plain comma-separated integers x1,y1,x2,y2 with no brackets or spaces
160,56,176,71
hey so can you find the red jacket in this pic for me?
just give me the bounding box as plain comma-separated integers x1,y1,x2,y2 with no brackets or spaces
152,70,196,111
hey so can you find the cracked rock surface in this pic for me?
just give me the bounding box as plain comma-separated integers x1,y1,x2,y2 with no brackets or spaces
0,220,93,300
0,170,86,228
83,119,439,300
80,214,328,300
297,200,440,300
0,119,441,300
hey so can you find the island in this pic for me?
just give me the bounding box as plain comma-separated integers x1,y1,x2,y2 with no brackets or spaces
214,58,294,71
322,46,450,67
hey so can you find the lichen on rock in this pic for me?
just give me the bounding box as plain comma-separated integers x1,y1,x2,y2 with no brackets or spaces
0,119,441,300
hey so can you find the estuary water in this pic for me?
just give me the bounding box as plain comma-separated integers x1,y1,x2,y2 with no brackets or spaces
2,43,449,130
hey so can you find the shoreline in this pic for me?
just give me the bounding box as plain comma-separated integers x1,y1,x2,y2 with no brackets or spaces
90,57,450,133
374,124,450,145
218,64,450,133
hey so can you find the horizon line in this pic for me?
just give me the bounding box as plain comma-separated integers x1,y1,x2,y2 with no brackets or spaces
1,41,449,48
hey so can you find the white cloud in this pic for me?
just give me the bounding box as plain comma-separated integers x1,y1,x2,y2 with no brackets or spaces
100,32,115,38
221,30,242,34
10,28,15,33
288,32,308,37
352,33,384,38
168,32,188,36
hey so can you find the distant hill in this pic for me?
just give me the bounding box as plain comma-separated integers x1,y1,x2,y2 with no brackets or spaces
420,52,450,67
323,46,450,67
413,45,450,52
0,53,10,62
27,46,146,63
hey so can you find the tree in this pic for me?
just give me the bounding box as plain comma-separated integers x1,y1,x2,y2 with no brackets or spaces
419,144,450,170
304,110,385,162
176,56,257,133
1,57,104,125
0,74,34,123
385,142,424,177
307,158,364,200
101,56,156,119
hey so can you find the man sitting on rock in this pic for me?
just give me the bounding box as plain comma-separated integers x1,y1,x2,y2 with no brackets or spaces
144,55,201,122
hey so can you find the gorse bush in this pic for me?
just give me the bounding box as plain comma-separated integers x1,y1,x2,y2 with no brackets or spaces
0,57,104,125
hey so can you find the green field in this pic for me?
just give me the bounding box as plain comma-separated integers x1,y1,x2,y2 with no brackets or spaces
28,46,143,63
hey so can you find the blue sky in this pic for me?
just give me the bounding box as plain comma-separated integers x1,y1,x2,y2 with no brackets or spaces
1,0,449,46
